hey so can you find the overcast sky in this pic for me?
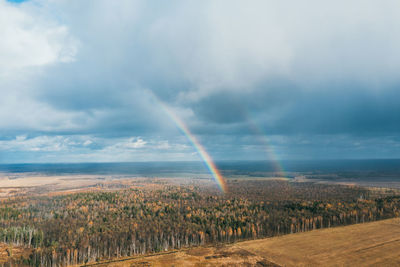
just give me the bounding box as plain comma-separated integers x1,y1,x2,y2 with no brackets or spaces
1,0,400,163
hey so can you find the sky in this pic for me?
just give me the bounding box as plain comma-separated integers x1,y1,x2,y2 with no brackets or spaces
1,0,400,163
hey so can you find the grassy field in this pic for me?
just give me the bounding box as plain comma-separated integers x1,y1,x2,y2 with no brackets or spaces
87,217,400,266
236,217,400,266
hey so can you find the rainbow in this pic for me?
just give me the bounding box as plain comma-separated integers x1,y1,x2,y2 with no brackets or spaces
239,106,285,176
247,119,285,175
158,101,228,193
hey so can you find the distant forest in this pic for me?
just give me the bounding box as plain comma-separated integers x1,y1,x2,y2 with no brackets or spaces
1,179,400,266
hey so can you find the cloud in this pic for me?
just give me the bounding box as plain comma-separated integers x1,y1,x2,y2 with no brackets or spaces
83,139,93,146
1,0,400,161
0,135,71,152
0,0,82,137
118,137,147,149
0,0,77,73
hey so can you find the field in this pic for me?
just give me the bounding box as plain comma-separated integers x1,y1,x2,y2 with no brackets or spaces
92,217,400,266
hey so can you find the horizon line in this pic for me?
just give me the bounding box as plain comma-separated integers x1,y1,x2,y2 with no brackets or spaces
1,158,400,165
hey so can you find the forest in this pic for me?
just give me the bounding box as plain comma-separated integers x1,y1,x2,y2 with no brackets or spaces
1,178,400,266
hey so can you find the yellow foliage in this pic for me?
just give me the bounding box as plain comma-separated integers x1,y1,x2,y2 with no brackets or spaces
80,206,88,213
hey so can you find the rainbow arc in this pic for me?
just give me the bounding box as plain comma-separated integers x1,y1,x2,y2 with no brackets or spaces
157,100,228,193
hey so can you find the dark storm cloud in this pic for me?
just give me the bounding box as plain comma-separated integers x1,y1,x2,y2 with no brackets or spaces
191,92,248,124
188,79,400,137
272,85,400,135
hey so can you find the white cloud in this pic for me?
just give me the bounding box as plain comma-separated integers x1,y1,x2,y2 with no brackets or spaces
155,140,171,150
123,137,147,149
0,0,78,73
83,140,93,146
0,135,66,152
0,0,83,135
